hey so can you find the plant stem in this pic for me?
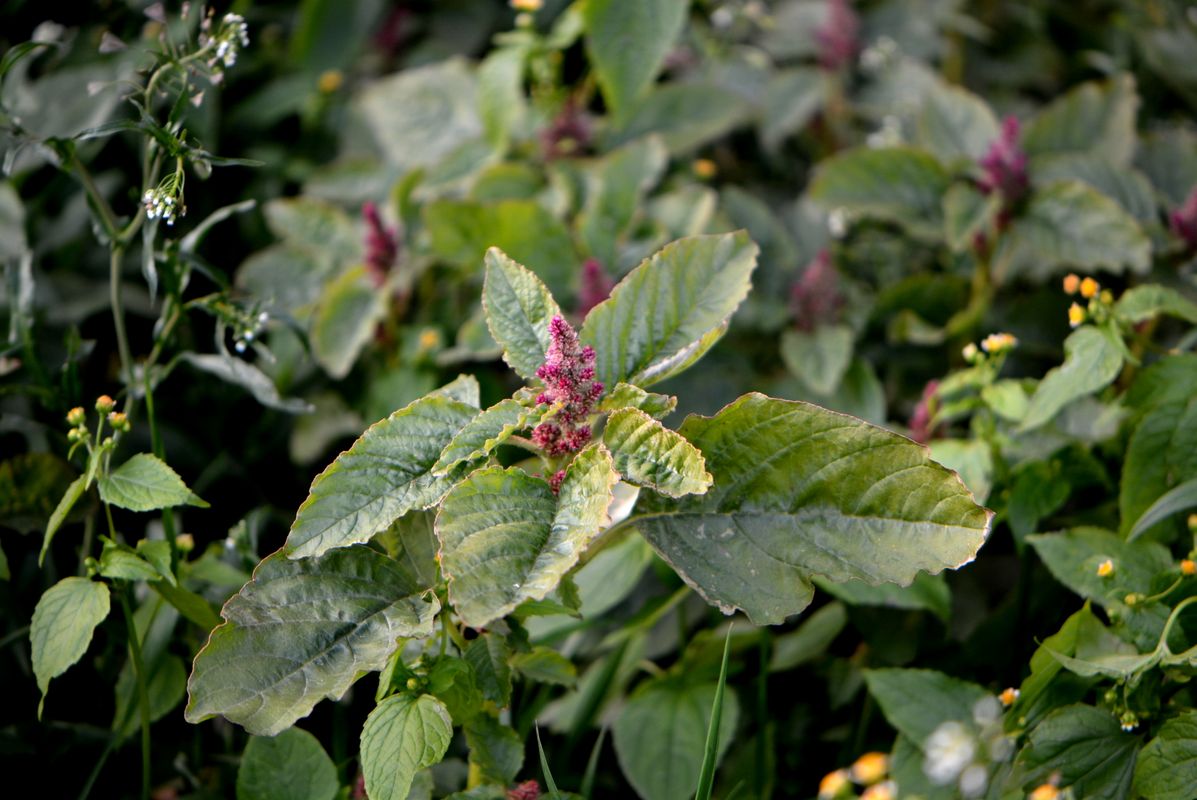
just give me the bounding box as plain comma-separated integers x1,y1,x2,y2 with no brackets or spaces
118,587,152,800
110,247,134,393
68,149,120,242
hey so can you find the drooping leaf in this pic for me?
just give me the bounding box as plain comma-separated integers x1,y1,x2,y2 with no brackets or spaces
578,136,668,268
185,546,440,736
465,633,513,707
31,577,110,713
580,232,759,389
808,147,953,241
40,474,87,565
1133,710,1197,800
1023,74,1139,167
1019,326,1125,432
613,677,740,800
236,727,339,800
510,647,578,687
1027,527,1172,612
634,394,991,624
311,266,387,380
1017,704,1139,800
598,382,678,419
178,353,314,414
583,0,689,122
361,693,454,800
97,453,207,512
603,408,711,498
482,248,563,380
437,443,617,628
286,393,477,559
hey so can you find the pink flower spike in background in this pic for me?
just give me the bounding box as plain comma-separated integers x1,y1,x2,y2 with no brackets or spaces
362,201,399,287
577,257,615,317
815,0,859,71
1170,187,1197,251
790,249,844,331
978,116,1029,204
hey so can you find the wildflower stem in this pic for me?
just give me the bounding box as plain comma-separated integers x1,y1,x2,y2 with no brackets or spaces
119,586,153,800
110,246,135,394
68,148,120,242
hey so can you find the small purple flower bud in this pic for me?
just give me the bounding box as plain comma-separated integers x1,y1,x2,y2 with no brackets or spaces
978,116,1029,208
1170,187,1197,251
532,316,603,456
362,201,399,287
577,258,615,317
790,249,844,332
540,101,593,161
908,379,940,444
814,0,859,72
508,781,541,800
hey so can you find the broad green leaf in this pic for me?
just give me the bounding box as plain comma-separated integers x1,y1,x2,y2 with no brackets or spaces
943,182,1000,253
761,67,824,152
477,46,527,152
1011,606,1091,731
179,353,314,414
361,694,454,800
465,633,513,707
1134,710,1197,799
929,438,994,505
465,713,524,786
286,394,477,559
603,408,711,498
482,248,563,380
815,573,952,623
1035,155,1157,222
152,580,222,630
375,511,441,590
114,654,186,740
431,374,482,408
808,147,953,240
1120,398,1197,538
598,382,677,419
1027,527,1172,612
1045,645,1158,680
236,727,338,800
31,577,110,712
425,199,576,299
1137,127,1197,207
779,325,854,396
578,136,668,268
608,83,755,155
1019,326,1125,432
865,668,991,745
633,394,992,624
427,656,484,724
437,443,618,628
40,474,87,565
356,58,482,172
1018,705,1139,800
768,601,847,672
613,677,740,800
433,399,542,476
1125,355,1197,418
98,453,207,512
1116,285,1197,325
1129,478,1197,542
994,181,1151,283
312,266,386,379
583,0,689,122
915,83,1000,162
580,232,759,389
1023,74,1139,167
510,647,578,687
98,540,163,583
185,546,439,736
262,197,360,268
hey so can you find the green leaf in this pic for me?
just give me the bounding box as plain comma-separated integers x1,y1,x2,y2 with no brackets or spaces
185,546,439,736
465,713,525,786
578,136,668,268
633,394,992,625
31,577,110,713
779,325,854,396
1045,644,1158,680
433,398,542,477
1129,478,1197,542
114,653,186,740
994,181,1151,282
598,382,677,419
312,266,387,380
432,374,482,408
236,727,339,800
761,67,824,152
178,353,314,414
1018,704,1139,800
815,573,952,623
97,453,207,513
1023,74,1139,167
613,677,740,800
40,474,87,565
929,438,994,505
943,182,1000,253
768,601,847,672
361,694,454,800
465,633,513,707
482,248,562,380
1019,326,1125,432
510,647,578,687
1035,155,1157,222
580,232,759,389
262,197,360,268
477,46,527,152
98,540,162,583
286,393,477,559
808,147,953,240
609,83,755,155
426,200,577,300
583,0,689,122
427,656,484,724
603,408,711,498
1120,398,1197,539
915,83,1000,162
152,581,222,630
1134,710,1197,800
1027,527,1172,612
436,443,618,628
695,628,733,800
865,668,991,745
1117,285,1197,325
355,58,482,172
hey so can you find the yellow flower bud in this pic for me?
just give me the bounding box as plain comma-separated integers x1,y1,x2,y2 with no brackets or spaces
861,781,897,800
692,158,718,179
95,395,115,413
510,0,542,9
1079,277,1100,299
108,411,130,432
962,342,980,363
818,769,851,798
850,752,889,785
317,69,343,94
1187,513,1197,532
1062,274,1080,294
67,407,86,426
981,332,1018,354
1181,559,1196,576
1068,302,1085,327
176,533,195,553
1100,289,1114,305
1029,784,1060,800
1096,558,1114,578
999,687,1020,707
1125,593,1141,606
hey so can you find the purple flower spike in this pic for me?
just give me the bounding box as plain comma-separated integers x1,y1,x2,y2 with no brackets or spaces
1170,187,1197,252
790,249,844,332
978,116,1029,206
531,316,603,457
362,201,399,287
909,379,940,445
815,0,859,72
577,258,615,317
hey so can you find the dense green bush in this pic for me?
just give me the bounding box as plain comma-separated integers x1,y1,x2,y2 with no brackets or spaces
5,1,1197,799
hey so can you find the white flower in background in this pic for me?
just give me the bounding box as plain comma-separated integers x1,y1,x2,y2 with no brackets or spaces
828,207,849,238
923,721,975,785
959,763,988,797
201,11,250,74
861,35,898,71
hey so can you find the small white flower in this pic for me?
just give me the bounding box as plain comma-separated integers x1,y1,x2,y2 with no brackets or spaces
959,763,988,798
861,35,898,71
923,721,976,785
828,207,849,238
711,6,735,28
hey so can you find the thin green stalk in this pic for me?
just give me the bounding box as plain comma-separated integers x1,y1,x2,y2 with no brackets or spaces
118,588,152,800
68,149,120,242
695,625,734,800
110,247,134,393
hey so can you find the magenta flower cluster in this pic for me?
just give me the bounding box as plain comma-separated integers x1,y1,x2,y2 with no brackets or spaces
790,249,844,331
1170,187,1197,251
978,116,1029,205
362,201,399,287
815,0,859,71
531,316,603,457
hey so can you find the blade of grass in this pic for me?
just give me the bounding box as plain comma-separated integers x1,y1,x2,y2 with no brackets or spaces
536,723,562,799
695,624,733,800
580,725,608,799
